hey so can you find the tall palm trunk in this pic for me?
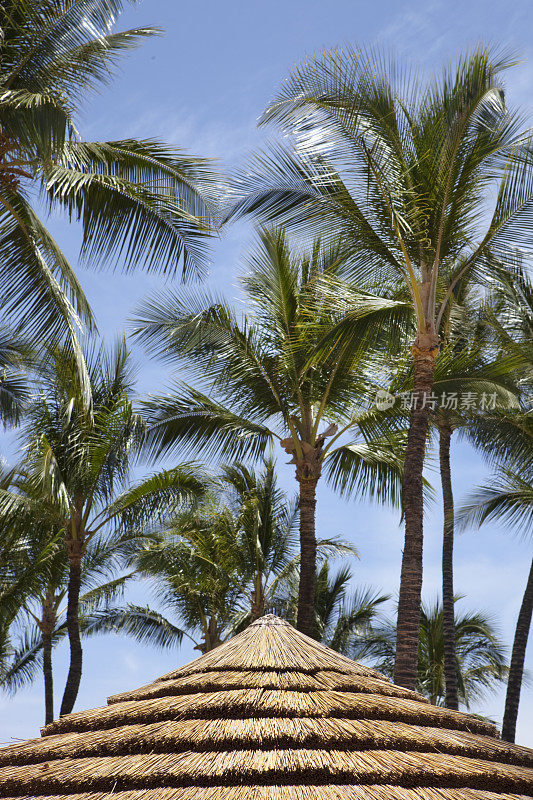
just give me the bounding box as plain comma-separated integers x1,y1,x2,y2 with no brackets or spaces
41,593,56,725
439,420,459,710
297,477,318,636
502,557,533,742
394,346,436,689
60,538,83,716
42,629,54,725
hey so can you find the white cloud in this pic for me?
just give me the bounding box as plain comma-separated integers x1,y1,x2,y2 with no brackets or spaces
121,652,141,673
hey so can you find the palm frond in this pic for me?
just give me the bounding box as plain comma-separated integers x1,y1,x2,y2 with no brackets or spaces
102,465,209,533
141,388,274,463
0,625,44,693
3,1,150,95
44,142,219,279
83,605,188,650
78,574,132,614
324,435,405,504
457,467,533,536
0,191,94,339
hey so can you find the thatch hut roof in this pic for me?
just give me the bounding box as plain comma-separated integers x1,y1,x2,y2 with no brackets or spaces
0,614,532,799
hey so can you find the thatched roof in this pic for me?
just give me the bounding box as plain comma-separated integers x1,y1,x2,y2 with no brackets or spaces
0,614,532,799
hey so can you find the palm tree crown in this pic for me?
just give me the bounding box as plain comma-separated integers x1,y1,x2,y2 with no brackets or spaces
225,44,533,688
0,0,219,343
85,457,356,646
0,340,206,716
85,460,299,653
133,229,405,634
370,599,508,709
0,519,139,725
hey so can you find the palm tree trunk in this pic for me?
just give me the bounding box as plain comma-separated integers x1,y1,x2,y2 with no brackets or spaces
41,593,57,725
297,477,318,636
439,421,459,710
251,572,265,621
502,556,533,742
42,629,54,725
60,540,83,717
394,347,436,690
199,616,222,653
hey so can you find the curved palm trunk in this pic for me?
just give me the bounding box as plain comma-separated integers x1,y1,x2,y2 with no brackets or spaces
439,421,459,710
60,540,83,717
502,557,533,742
42,629,54,725
394,347,436,690
297,477,318,636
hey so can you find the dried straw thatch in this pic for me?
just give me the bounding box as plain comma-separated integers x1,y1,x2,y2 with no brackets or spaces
0,614,532,799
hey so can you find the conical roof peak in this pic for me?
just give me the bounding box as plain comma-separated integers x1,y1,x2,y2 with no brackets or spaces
1,616,532,799
156,613,390,681
249,613,288,625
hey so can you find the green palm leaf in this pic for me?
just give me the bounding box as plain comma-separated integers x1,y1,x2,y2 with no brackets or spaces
0,0,219,342
83,605,188,650
142,388,275,463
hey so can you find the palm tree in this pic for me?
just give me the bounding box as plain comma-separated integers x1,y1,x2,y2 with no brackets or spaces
1,523,138,725
431,298,483,711
226,46,533,688
132,229,405,635
86,503,246,655
1,520,65,725
0,340,206,716
274,559,389,656
85,460,354,652
370,599,507,708
218,461,298,622
459,465,533,741
422,300,519,709
0,470,60,688
0,0,218,346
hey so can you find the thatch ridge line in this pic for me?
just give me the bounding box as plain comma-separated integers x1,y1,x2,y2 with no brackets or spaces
4,719,529,770
155,664,388,681
41,710,496,739
1,789,533,800
1,749,533,794
2,738,533,769
106,674,428,705
40,689,498,739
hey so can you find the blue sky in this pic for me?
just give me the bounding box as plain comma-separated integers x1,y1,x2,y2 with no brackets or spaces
1,0,533,746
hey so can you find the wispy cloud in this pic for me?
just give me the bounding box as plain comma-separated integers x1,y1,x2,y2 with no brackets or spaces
377,0,451,60
121,651,141,674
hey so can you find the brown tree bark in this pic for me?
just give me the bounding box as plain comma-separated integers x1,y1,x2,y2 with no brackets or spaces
296,477,318,636
40,593,57,725
42,628,54,725
502,557,533,742
196,616,222,654
394,344,436,690
60,538,84,717
280,430,330,638
439,420,459,710
251,572,265,621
